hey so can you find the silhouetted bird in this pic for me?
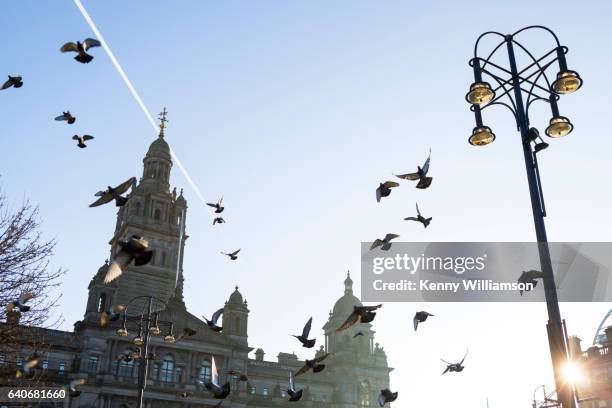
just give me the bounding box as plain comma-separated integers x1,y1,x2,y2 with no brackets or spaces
404,203,432,228
353,332,365,338
292,317,316,348
89,177,136,207
370,234,399,251
103,235,154,283
222,249,240,260
203,308,224,332
60,38,101,63
177,327,197,340
413,311,434,331
1,75,23,90
226,370,249,382
295,353,329,376
117,348,141,362
378,389,398,406
442,350,468,375
337,304,383,332
376,181,400,203
55,111,76,124
213,217,225,225
207,196,224,213
285,371,303,402
72,134,94,148
69,378,86,397
6,292,35,313
518,269,544,296
200,356,230,399
395,149,433,189
100,304,125,327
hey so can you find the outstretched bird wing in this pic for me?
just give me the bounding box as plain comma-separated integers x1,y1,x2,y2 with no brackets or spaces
82,135,94,141
294,363,310,377
114,177,136,195
421,149,431,175
83,38,101,50
18,292,35,305
313,353,329,363
413,315,419,331
302,317,312,338
231,249,241,256
404,217,419,222
416,202,422,216
459,349,469,365
383,181,400,188
70,378,86,391
383,233,399,242
370,239,383,250
378,391,386,407
363,304,382,311
104,255,129,284
60,42,79,53
89,190,114,207
211,308,224,325
337,311,361,332
375,186,382,203
289,370,296,391
55,114,68,121
1,78,12,90
394,171,420,180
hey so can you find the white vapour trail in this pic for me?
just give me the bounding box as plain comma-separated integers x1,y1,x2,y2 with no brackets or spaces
72,0,208,206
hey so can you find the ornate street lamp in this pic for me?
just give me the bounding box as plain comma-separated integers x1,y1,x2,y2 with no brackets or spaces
466,26,582,408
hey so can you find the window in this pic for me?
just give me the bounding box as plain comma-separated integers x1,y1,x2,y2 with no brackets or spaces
58,362,66,376
235,317,241,333
42,360,48,370
0,355,4,365
249,385,256,395
88,356,98,374
199,360,211,382
263,388,269,396
97,293,107,313
119,358,134,377
152,363,160,380
16,359,23,368
160,355,174,383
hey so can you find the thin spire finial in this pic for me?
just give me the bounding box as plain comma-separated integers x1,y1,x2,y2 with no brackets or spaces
158,107,168,137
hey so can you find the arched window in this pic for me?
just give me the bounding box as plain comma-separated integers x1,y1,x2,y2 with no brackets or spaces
160,355,174,383
199,359,211,382
97,293,107,313
154,208,161,221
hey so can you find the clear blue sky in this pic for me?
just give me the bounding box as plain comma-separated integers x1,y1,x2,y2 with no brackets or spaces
2,0,612,407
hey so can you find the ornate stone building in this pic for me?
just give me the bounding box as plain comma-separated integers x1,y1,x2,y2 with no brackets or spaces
1,119,393,407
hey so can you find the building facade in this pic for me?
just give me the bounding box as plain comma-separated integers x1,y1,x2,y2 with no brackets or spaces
1,123,393,407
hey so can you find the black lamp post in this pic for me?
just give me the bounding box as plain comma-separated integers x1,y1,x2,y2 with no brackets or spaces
115,295,177,408
466,26,582,408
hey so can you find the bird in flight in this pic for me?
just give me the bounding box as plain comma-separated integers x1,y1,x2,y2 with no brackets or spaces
395,149,433,189
89,177,136,207
370,234,399,251
200,356,231,399
203,308,224,332
103,235,154,284
207,196,224,213
100,304,125,327
292,317,316,348
55,111,76,124
378,388,398,407
226,370,249,382
213,217,225,225
404,203,432,228
116,348,141,362
376,181,400,203
69,379,86,397
284,371,303,402
517,269,544,296
72,134,94,149
222,249,241,260
353,332,365,338
295,353,329,376
177,327,197,341
6,292,35,313
60,38,101,63
442,350,468,375
337,304,383,332
1,75,23,90
413,311,434,331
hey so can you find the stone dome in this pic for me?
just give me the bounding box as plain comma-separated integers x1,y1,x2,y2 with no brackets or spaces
228,286,244,304
145,134,172,161
332,272,362,317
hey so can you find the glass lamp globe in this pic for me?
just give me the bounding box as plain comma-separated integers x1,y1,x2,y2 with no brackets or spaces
466,82,495,105
545,116,573,138
116,328,128,337
552,70,582,94
133,335,144,346
149,326,161,336
164,334,176,344
468,126,496,146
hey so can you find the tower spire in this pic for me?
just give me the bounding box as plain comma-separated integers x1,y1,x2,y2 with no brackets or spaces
158,107,168,138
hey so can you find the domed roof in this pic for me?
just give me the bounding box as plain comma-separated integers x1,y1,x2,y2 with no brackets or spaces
332,272,362,317
228,286,244,304
145,134,171,161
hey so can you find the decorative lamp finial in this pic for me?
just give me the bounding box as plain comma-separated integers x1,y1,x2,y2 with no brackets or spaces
158,107,168,138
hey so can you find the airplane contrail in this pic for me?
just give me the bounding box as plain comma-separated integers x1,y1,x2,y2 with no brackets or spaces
73,0,208,206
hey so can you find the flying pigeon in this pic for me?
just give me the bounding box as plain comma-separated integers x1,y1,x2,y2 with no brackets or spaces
89,177,136,207
69,378,86,397
177,327,197,340
404,203,432,228
100,304,125,327
395,149,433,189
103,235,154,284
213,217,225,225
200,356,230,399
292,317,316,348
413,311,434,331
378,389,398,407
226,370,249,382
285,371,303,402
6,292,35,313
207,196,224,213
353,332,365,338
1,75,23,90
295,353,329,376
55,111,76,124
117,348,141,362
370,234,399,251
60,38,101,63
203,308,224,332
72,134,94,148
376,181,400,203
337,304,383,331
442,350,468,375
222,249,240,260
518,270,544,296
